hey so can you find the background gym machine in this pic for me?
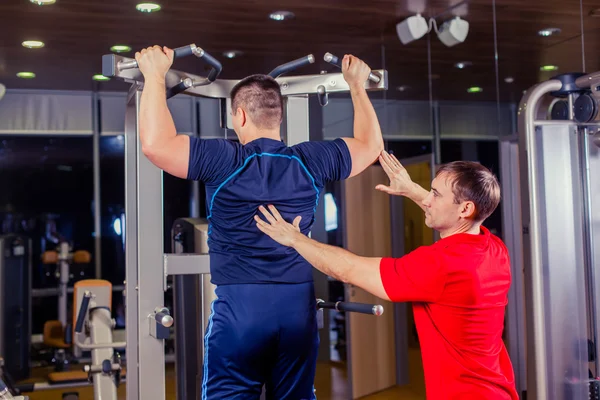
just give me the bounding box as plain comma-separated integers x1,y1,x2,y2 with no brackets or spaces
0,235,31,383
506,72,600,400
101,42,389,399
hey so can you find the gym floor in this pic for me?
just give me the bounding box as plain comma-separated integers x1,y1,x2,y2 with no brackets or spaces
23,349,426,400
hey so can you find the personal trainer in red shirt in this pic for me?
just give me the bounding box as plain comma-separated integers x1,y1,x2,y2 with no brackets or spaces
254,150,519,400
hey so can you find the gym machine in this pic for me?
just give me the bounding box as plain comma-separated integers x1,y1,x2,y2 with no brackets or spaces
511,72,600,399
101,43,389,399
4,279,125,399
0,235,31,383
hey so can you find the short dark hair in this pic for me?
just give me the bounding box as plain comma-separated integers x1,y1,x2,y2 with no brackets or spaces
230,74,283,130
436,161,501,222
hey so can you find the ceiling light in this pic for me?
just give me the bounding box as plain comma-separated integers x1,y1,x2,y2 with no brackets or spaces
504,76,514,83
540,65,558,71
397,85,410,92
396,14,429,44
17,72,36,79
93,74,110,81
29,0,56,4
454,61,472,69
22,40,45,49
136,3,161,12
269,11,295,21
223,50,243,59
111,45,131,53
538,28,561,37
437,16,469,47
467,86,482,93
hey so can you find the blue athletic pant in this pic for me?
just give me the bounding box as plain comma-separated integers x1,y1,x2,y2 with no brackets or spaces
201,282,319,400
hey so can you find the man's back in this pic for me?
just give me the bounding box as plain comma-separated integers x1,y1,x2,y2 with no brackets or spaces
187,136,351,285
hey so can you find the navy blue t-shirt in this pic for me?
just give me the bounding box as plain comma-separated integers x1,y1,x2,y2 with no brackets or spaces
187,137,352,285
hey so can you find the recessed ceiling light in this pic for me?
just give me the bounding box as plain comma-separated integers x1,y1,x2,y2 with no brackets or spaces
29,0,56,5
467,86,483,93
17,72,36,79
269,11,295,21
538,28,561,37
504,76,514,83
455,61,472,69
136,2,161,12
540,65,558,71
22,40,45,49
111,45,131,53
223,50,243,59
93,74,110,81
396,85,410,92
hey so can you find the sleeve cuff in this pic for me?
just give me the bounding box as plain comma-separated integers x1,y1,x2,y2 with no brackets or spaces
380,257,400,302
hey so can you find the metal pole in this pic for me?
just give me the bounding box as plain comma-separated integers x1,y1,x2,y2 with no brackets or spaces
92,92,102,279
517,79,562,400
579,127,598,377
124,85,141,400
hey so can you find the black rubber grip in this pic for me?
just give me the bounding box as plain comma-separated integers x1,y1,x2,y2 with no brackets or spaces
268,55,315,78
324,53,343,69
166,81,190,99
75,292,91,333
317,300,381,315
173,45,195,58
200,51,223,82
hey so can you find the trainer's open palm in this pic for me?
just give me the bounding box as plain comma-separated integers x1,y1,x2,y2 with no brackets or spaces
375,151,414,196
254,205,302,247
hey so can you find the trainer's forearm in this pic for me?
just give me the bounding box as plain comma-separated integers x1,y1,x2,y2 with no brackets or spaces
290,233,365,283
407,182,430,212
139,79,177,151
350,85,383,151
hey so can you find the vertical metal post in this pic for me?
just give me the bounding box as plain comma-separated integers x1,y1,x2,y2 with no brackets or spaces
517,80,562,400
499,138,526,395
92,92,102,279
579,127,598,378
285,95,309,146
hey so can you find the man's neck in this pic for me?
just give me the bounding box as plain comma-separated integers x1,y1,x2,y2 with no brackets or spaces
240,129,281,145
439,221,481,239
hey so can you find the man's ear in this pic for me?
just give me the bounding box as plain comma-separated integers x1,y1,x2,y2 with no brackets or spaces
461,201,477,220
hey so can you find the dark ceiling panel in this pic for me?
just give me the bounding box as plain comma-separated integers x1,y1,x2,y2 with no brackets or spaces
1,0,599,102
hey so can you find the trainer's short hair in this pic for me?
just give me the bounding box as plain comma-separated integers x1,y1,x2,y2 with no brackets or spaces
436,161,501,222
230,74,283,130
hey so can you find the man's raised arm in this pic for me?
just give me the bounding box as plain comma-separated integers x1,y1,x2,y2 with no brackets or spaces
339,55,384,178
136,45,191,180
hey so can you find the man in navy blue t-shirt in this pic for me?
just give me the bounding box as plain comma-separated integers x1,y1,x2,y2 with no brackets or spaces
135,45,384,399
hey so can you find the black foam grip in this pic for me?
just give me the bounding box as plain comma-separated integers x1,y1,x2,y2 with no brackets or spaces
166,81,190,99
173,45,195,58
200,52,223,82
75,294,91,333
325,53,343,69
318,301,378,315
268,55,314,78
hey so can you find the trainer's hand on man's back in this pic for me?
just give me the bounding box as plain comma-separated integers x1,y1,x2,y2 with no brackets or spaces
341,55,371,90
135,45,174,84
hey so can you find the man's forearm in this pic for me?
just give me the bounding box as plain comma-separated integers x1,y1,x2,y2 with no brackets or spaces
350,86,383,151
291,233,370,283
407,182,430,212
139,80,177,151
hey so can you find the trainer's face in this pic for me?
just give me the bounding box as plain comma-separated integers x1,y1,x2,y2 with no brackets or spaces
421,173,465,232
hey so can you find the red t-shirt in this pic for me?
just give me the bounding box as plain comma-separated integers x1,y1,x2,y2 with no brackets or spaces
380,226,518,400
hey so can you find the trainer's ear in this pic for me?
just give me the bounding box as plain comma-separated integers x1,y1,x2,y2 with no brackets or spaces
460,200,476,220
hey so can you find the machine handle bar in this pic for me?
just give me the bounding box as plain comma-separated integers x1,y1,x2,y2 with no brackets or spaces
74,291,91,333
268,54,315,78
323,52,381,83
317,299,384,316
